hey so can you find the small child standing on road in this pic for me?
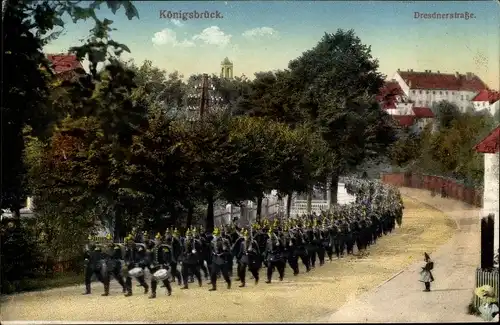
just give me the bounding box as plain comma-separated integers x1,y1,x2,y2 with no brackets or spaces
419,252,434,292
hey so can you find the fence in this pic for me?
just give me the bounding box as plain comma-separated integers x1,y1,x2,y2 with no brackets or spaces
474,268,499,309
380,172,483,207
214,199,282,226
290,200,330,217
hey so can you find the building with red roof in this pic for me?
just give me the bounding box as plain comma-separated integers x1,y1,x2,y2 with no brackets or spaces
474,125,500,256
391,69,489,112
377,80,434,131
472,89,500,116
46,53,84,80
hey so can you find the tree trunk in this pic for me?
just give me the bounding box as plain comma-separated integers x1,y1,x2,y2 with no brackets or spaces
2,0,9,21
329,173,340,209
286,194,292,220
113,215,122,243
256,196,263,223
205,196,215,233
186,205,194,228
306,190,313,214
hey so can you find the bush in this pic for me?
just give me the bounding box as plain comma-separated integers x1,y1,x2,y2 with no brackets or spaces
0,221,43,293
1,272,83,295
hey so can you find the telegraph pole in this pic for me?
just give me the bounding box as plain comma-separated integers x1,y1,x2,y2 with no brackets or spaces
199,73,209,118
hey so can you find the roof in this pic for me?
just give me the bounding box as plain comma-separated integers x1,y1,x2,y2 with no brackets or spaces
46,54,83,74
474,126,499,154
412,106,434,118
472,89,500,104
221,57,232,65
377,81,404,109
397,71,487,91
393,115,415,127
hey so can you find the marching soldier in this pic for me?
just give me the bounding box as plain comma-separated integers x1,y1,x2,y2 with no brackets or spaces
236,229,261,287
265,228,286,283
164,228,182,286
105,234,126,293
82,236,110,296
209,227,232,291
123,234,149,297
180,229,203,289
146,233,172,298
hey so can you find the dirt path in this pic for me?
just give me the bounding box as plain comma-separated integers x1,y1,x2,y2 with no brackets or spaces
1,194,456,323
321,188,482,323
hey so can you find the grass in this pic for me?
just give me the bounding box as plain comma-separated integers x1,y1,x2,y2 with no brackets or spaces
1,272,82,296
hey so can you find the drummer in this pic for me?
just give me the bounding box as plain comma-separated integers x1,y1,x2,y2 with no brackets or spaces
123,234,149,297
146,233,172,298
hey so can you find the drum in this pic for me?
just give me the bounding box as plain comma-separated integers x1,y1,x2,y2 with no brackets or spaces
128,267,144,278
153,269,168,281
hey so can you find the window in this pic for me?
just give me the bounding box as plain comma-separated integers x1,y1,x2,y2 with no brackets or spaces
419,90,422,94
466,95,469,100
439,91,442,95
445,91,448,95
432,91,436,94
451,92,454,95
461,95,464,100
412,90,416,94
426,90,429,94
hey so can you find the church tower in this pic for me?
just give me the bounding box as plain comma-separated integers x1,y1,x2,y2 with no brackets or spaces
220,57,233,79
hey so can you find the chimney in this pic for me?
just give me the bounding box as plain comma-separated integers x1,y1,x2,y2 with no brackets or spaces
397,68,400,72
408,80,412,88
410,69,414,72
428,70,431,73
455,71,460,79
437,70,440,73
466,72,472,80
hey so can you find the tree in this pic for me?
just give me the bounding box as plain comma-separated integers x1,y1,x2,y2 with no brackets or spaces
234,70,304,126
25,62,152,242
286,29,397,206
2,0,139,221
389,130,422,167
124,59,187,114
432,101,461,130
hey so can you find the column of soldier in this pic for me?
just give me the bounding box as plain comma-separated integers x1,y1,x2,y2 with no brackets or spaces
83,178,404,299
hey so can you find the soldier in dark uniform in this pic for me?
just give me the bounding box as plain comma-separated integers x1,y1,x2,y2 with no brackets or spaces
82,236,110,295
123,234,149,297
265,228,286,283
192,228,210,280
146,233,172,298
180,229,203,289
164,228,182,286
209,227,232,291
313,221,326,266
104,234,126,293
235,229,261,287
305,222,318,268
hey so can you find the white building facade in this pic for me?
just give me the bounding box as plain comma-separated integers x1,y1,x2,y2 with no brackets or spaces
471,89,500,116
392,70,487,112
475,127,500,258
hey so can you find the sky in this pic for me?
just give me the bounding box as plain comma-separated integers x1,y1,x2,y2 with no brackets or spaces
43,0,500,89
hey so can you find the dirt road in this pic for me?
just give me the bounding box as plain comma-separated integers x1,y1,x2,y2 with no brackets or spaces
321,188,482,323
1,194,455,322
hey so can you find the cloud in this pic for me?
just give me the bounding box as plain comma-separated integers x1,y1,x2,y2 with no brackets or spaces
242,27,279,39
152,28,195,47
170,19,184,27
192,26,231,47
